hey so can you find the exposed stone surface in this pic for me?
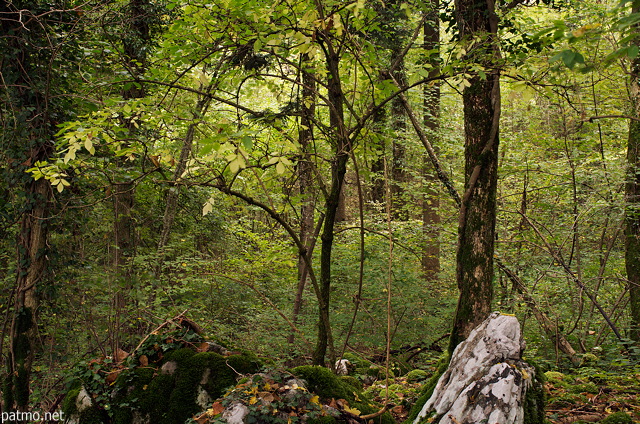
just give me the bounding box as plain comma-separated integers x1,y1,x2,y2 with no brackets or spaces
334,359,354,375
222,402,250,424
160,360,178,375
414,312,535,424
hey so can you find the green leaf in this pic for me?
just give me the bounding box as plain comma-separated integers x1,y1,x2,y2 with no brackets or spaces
241,136,253,150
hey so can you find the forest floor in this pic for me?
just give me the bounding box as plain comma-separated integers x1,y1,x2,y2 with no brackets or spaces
542,367,640,424
362,363,640,423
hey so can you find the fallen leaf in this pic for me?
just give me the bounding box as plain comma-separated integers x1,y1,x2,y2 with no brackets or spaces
106,369,122,384
211,401,224,415
139,355,148,366
344,405,361,416
115,348,129,363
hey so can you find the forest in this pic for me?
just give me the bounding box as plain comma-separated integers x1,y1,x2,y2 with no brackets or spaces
1,0,640,422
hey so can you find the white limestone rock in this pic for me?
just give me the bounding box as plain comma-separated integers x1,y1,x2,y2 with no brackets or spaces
414,312,535,424
222,402,250,424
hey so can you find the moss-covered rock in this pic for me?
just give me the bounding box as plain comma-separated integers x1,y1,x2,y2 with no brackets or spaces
599,411,635,424
292,365,394,424
63,347,260,424
339,375,362,391
406,369,429,383
579,353,599,367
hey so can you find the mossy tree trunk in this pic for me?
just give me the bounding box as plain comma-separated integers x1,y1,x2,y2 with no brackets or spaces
450,0,501,351
422,0,441,282
627,0,640,345
1,2,60,412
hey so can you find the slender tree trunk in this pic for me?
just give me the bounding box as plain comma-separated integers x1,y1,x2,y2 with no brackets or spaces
422,0,441,281
450,0,501,351
290,60,316,344
391,49,408,220
157,92,212,269
626,0,640,344
313,39,346,366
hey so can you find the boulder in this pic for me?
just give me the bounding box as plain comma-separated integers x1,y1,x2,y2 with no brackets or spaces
413,312,538,424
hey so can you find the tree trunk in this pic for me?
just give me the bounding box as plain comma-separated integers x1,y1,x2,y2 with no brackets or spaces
7,179,51,412
313,38,346,366
290,60,317,344
110,0,151,354
626,0,640,344
450,0,501,351
422,0,441,281
391,49,408,220
1,3,56,411
157,91,213,270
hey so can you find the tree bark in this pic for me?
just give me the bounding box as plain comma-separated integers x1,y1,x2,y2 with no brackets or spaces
627,0,640,344
422,0,441,281
313,36,346,366
290,59,317,344
1,3,56,411
391,48,408,220
110,0,151,354
450,0,501,351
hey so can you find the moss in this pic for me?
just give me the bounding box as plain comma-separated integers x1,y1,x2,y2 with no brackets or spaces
342,352,373,374
339,375,362,391
293,366,353,400
139,373,174,422
162,350,259,424
61,382,109,424
523,359,545,424
406,369,429,382
569,382,599,394
544,371,565,382
366,365,394,380
62,381,82,416
405,353,449,423
292,366,394,424
579,353,599,367
599,412,635,424
111,367,157,424
77,406,110,424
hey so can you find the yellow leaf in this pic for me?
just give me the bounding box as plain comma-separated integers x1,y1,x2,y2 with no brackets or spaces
309,395,320,405
249,396,258,405
344,406,361,416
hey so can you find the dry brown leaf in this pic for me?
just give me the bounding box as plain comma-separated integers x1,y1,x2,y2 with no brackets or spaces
197,342,210,353
211,401,225,415
106,369,123,385
115,348,129,363
259,392,275,403
139,355,149,366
